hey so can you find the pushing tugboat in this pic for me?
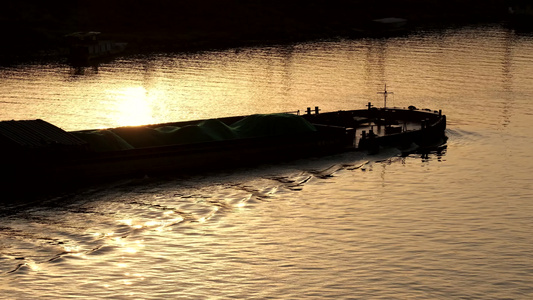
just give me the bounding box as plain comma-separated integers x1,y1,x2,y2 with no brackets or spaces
0,87,446,199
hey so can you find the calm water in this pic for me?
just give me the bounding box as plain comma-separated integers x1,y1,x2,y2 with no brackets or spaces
1,24,533,299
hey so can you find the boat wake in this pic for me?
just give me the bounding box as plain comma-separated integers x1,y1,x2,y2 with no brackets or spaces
0,145,444,275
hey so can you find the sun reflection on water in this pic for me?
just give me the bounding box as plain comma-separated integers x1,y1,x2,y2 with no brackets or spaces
108,86,159,127
25,260,40,272
119,239,144,254
116,263,128,268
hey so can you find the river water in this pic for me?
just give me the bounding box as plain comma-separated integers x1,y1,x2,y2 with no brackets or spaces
1,24,533,299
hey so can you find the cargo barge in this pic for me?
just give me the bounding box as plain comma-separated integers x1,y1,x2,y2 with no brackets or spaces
0,101,446,199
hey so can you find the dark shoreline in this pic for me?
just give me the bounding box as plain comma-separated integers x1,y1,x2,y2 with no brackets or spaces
0,1,516,64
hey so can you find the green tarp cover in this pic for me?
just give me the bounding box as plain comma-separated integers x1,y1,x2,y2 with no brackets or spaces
71,129,134,152
72,114,316,152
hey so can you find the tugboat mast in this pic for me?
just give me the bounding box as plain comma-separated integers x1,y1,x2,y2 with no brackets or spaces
377,84,393,108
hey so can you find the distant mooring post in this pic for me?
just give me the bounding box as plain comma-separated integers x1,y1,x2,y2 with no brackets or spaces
377,84,393,108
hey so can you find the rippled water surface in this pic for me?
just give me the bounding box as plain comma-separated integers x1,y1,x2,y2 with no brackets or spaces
1,24,533,299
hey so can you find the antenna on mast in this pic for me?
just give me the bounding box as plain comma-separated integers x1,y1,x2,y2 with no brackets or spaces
377,84,393,108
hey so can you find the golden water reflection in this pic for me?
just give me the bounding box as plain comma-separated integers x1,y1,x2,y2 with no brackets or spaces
109,86,160,127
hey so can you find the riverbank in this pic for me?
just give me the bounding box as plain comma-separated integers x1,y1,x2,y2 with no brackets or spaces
0,0,512,64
